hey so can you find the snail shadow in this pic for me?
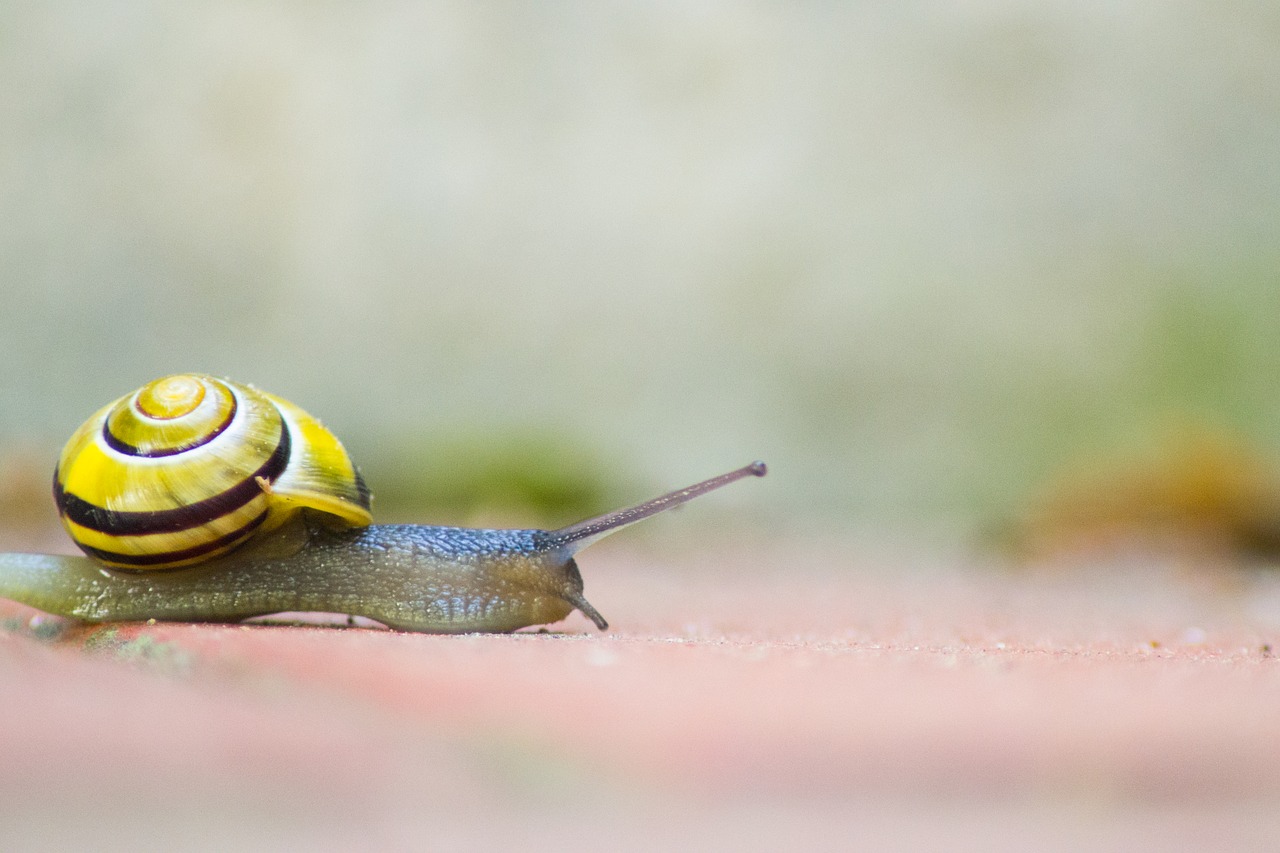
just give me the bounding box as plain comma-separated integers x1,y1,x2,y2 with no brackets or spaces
232,613,592,637
2,609,596,668
244,612,392,631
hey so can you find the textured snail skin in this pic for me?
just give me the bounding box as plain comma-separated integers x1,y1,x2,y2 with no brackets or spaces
0,518,603,633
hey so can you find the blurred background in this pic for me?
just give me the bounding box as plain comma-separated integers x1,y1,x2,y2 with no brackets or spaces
3,1,1280,552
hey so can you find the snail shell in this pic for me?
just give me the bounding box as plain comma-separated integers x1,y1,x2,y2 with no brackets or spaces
52,374,372,570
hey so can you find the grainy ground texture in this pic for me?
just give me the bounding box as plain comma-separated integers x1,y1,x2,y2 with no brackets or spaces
4,535,1280,852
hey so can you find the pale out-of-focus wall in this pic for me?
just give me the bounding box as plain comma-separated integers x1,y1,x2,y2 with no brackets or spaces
2,3,1279,532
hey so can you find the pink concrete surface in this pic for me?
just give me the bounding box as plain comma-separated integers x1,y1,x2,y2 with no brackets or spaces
3,538,1280,851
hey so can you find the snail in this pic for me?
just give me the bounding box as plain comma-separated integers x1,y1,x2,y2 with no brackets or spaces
0,374,765,633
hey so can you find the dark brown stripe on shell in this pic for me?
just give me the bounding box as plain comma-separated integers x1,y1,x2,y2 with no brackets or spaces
102,392,239,458
354,469,371,510
55,417,291,536
75,510,269,568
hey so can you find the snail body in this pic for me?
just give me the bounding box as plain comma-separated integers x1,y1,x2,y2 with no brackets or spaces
0,374,766,633
0,522,600,633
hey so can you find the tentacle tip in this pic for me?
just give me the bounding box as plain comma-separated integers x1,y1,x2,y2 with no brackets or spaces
569,595,610,631
748,460,767,477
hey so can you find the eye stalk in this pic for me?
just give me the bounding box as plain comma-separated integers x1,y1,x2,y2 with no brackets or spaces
539,461,768,553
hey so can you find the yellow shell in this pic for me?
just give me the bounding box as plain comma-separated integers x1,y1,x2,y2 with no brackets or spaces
52,374,372,570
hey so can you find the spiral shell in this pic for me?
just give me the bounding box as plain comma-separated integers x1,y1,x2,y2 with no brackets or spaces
52,374,372,570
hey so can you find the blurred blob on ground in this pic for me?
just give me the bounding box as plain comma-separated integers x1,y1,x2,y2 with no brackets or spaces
1003,427,1280,566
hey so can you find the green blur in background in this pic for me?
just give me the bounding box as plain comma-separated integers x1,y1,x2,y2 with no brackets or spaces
2,2,1279,541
